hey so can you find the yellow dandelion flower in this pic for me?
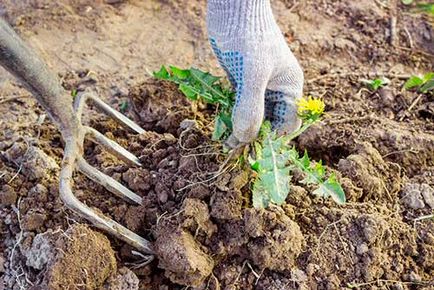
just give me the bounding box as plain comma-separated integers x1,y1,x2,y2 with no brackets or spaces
297,96,325,119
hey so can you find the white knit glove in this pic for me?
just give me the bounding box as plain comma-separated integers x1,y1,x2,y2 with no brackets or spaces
207,0,304,147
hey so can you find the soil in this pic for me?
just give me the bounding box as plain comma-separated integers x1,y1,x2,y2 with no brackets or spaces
0,0,433,289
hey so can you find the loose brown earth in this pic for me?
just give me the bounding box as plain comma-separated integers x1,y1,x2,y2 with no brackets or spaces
0,0,433,289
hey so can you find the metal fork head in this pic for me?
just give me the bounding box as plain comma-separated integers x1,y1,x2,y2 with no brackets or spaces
0,18,153,260
60,91,154,258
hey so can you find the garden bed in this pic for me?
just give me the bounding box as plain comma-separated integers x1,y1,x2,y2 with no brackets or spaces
0,0,433,289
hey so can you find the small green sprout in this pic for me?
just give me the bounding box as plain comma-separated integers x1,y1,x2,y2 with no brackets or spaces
120,101,128,113
362,78,390,91
404,72,434,93
154,65,235,140
71,89,78,100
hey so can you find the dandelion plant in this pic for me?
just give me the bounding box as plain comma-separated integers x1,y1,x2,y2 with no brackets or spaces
250,97,346,208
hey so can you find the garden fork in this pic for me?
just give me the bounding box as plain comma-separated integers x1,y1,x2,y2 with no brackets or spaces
0,18,154,258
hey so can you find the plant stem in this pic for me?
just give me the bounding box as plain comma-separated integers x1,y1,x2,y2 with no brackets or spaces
266,134,283,198
286,119,316,141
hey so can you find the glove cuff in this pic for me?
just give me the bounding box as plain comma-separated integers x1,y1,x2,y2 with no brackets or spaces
207,0,279,37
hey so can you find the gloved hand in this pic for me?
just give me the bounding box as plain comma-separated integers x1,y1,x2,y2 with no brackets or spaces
207,0,304,148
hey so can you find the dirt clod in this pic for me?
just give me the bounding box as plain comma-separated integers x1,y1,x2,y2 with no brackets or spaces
0,185,17,206
155,224,214,287
28,184,49,203
21,209,47,231
105,267,139,290
43,224,117,290
402,183,434,210
338,143,401,202
422,186,434,209
244,206,305,272
401,183,426,210
211,189,243,220
3,143,59,181
182,198,217,238
122,168,151,192
24,230,58,270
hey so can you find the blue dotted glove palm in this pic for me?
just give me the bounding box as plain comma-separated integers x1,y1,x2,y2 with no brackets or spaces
207,0,304,147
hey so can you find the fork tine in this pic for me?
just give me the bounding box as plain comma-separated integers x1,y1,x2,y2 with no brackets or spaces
78,158,142,205
86,93,145,134
73,92,87,124
60,174,153,255
60,179,154,254
85,126,141,167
